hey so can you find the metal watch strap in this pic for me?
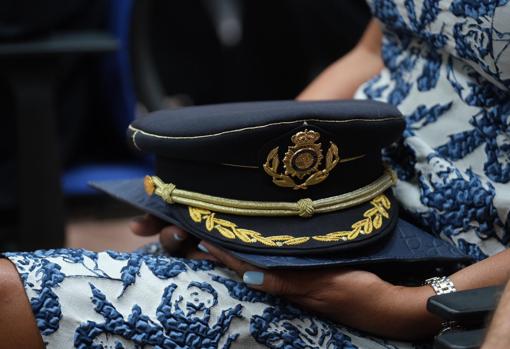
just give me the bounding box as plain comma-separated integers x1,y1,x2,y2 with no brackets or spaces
425,276,457,295
425,276,459,334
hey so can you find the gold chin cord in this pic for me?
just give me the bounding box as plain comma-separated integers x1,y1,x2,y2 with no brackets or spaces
144,170,396,218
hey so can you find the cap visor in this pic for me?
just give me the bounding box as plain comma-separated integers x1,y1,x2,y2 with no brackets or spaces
228,219,470,269
91,179,470,267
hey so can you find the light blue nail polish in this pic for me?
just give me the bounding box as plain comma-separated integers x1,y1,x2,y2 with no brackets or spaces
173,233,184,241
243,271,264,285
197,243,209,253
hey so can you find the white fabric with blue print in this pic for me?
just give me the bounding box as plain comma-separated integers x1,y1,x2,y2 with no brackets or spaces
356,0,510,260
4,248,415,348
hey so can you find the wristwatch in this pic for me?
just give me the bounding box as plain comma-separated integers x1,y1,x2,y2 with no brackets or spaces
425,276,458,334
424,276,457,295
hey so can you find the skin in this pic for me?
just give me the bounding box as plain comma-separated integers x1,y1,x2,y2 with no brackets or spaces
297,19,384,101
482,281,510,349
0,259,45,349
0,19,508,346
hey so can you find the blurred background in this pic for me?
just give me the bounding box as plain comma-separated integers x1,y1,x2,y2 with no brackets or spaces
0,0,370,253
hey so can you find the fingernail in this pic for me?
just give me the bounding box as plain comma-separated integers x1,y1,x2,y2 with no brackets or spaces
173,232,185,241
243,271,264,285
131,215,144,223
197,243,209,253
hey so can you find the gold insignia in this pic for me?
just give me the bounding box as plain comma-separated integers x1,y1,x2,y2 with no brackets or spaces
263,129,339,190
188,194,391,246
283,130,323,179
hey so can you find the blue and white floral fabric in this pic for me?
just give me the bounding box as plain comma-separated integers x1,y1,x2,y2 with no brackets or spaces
4,249,417,349
4,1,510,348
355,0,510,260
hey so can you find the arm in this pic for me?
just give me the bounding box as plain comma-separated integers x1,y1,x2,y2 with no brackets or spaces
450,249,510,289
399,249,510,339
364,249,510,339
482,279,510,349
360,250,510,339
297,19,383,101
200,242,510,341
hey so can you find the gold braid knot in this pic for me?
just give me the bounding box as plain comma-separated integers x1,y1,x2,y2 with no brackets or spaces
297,198,314,218
149,176,176,203
159,183,176,203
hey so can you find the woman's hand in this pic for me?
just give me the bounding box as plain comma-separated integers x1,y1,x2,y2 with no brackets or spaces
129,214,217,261
199,240,441,340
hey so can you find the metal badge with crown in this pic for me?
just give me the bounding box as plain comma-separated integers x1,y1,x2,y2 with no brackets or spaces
263,129,339,190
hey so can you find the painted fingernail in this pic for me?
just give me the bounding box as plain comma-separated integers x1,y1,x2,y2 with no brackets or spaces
243,271,264,285
131,215,145,223
197,243,209,253
173,232,185,241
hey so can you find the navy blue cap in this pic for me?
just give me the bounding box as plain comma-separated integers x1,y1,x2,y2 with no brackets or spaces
91,99,470,269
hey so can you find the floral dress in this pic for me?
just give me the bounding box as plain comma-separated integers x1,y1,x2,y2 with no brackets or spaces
356,0,510,260
4,1,510,348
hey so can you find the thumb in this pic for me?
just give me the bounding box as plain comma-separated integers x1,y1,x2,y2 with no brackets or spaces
129,214,166,236
159,225,190,254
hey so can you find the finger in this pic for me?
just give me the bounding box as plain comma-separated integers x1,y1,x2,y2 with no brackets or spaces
200,241,297,296
159,231,219,262
159,225,189,253
162,236,221,262
200,241,254,274
129,214,166,236
185,248,221,263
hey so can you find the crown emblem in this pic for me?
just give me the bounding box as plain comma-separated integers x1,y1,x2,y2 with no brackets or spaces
291,130,320,145
263,129,339,190
284,130,323,179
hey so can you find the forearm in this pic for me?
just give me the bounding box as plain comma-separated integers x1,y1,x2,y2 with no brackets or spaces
450,249,510,290
306,275,440,341
345,282,440,340
386,249,510,340
297,19,383,101
482,280,510,349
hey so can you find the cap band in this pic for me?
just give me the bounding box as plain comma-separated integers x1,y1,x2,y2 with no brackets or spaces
144,170,396,218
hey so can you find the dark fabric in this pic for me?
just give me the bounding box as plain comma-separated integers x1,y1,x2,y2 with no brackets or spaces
231,219,471,269
172,191,398,254
130,100,402,141
91,179,397,255
130,100,403,202
130,100,403,165
155,153,383,202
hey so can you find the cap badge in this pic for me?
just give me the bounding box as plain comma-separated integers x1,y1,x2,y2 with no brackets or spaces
263,129,339,190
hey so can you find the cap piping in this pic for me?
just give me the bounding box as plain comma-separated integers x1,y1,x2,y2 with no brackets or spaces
128,116,402,141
